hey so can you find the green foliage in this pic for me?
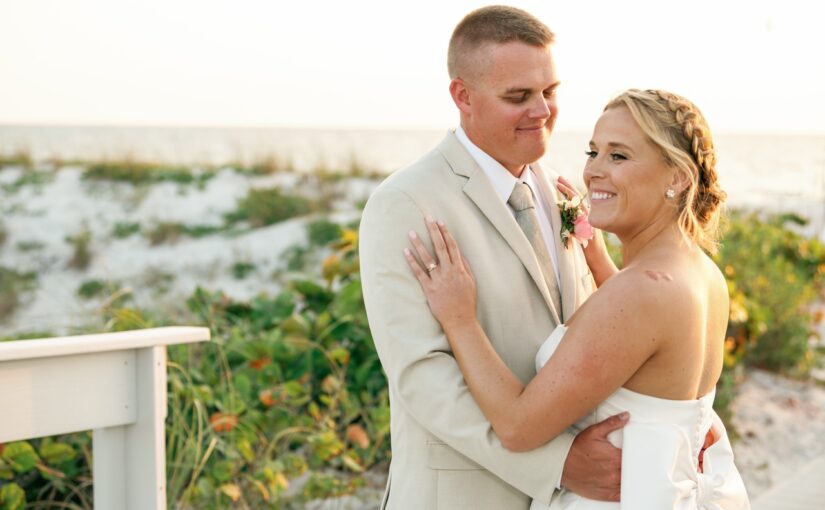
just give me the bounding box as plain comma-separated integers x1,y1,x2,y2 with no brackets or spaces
66,227,93,270
145,222,225,245
83,161,210,185
716,211,825,374
231,154,294,175
224,187,318,228
0,483,26,510
15,240,44,252
0,222,6,249
231,261,256,280
307,218,344,247
113,221,141,239
146,222,184,245
0,149,33,169
0,267,36,321
76,279,121,300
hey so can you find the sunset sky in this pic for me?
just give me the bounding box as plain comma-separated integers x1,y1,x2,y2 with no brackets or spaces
1,0,820,134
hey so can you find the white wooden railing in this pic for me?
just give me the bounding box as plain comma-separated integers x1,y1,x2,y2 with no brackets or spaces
0,326,210,509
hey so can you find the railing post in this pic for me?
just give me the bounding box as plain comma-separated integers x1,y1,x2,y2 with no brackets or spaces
93,345,167,510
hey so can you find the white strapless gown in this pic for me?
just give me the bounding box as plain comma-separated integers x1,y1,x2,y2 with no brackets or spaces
531,325,750,510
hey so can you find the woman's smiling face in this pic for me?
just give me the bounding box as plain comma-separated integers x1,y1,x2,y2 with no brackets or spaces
583,106,677,238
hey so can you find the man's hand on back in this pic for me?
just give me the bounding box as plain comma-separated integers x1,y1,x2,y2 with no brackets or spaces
560,412,628,502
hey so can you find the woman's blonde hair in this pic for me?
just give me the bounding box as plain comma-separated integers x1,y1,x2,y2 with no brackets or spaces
605,89,726,253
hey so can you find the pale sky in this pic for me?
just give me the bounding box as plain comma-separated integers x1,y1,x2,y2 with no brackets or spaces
1,0,822,134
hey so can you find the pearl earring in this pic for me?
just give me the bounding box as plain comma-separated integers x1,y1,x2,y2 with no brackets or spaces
665,189,676,199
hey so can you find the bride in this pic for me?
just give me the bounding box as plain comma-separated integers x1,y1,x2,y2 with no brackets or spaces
403,89,750,509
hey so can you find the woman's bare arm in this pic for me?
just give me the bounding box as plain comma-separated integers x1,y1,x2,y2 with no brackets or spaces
405,218,665,451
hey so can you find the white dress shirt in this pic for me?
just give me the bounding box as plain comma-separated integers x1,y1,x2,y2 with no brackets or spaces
455,126,561,284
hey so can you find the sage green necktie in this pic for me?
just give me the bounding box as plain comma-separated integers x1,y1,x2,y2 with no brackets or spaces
508,182,562,318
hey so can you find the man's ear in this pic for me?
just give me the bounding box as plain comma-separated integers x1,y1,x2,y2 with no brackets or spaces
449,78,472,115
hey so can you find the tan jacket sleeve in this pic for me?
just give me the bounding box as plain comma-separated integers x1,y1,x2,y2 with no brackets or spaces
360,185,574,505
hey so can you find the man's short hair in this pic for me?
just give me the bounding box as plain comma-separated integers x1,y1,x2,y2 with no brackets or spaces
448,5,555,79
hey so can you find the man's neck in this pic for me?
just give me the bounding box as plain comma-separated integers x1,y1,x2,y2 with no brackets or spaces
457,124,526,178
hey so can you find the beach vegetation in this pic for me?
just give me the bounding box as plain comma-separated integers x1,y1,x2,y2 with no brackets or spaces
231,261,256,279
66,227,93,270
224,186,320,228
83,160,215,186
145,222,225,245
113,221,141,239
0,266,37,322
15,240,45,252
0,149,33,170
231,154,294,176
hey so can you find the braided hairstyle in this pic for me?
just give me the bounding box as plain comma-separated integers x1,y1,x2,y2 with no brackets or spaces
605,89,726,253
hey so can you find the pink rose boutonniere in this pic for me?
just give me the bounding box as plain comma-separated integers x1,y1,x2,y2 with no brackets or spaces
558,195,594,249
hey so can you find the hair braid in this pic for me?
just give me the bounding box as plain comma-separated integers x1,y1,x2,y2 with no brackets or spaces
606,89,726,253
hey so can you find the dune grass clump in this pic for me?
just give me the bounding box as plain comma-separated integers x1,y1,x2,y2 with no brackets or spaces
0,266,36,321
113,221,141,239
145,222,225,245
231,154,295,176
224,187,319,228
66,228,93,270
231,261,256,279
16,240,45,252
83,160,215,186
0,149,33,169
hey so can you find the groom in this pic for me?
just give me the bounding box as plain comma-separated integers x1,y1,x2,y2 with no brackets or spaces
360,6,625,509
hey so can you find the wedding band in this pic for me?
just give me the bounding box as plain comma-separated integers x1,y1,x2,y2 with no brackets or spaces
425,262,438,273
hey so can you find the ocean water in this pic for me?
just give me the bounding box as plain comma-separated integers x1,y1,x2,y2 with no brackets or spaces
1,125,823,236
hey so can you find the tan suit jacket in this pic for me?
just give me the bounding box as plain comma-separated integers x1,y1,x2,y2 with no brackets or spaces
360,131,596,509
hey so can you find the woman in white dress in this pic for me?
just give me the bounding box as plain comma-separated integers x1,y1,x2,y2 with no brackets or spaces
403,89,750,509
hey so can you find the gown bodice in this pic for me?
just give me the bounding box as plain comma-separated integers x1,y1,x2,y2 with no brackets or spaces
531,325,750,510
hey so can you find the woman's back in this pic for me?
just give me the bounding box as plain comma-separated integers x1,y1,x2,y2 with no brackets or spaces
614,247,729,400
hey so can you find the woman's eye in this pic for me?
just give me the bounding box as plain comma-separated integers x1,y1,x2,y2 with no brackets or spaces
585,150,597,158
610,153,627,161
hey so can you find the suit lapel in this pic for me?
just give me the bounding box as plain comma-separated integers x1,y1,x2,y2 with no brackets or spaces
531,163,579,322
438,133,561,325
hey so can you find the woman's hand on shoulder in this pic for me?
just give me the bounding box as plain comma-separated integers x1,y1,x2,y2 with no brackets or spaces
404,216,478,332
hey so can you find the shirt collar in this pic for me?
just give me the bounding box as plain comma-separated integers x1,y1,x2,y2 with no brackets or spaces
455,126,535,204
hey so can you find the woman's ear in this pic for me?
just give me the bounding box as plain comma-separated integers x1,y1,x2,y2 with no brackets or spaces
449,78,472,115
669,167,692,194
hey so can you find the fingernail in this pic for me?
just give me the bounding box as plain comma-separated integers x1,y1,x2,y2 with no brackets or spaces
404,248,410,256
620,412,630,420
425,215,434,224
437,220,445,227
409,230,417,238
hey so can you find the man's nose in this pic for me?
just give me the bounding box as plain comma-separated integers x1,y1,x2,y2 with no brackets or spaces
528,95,553,119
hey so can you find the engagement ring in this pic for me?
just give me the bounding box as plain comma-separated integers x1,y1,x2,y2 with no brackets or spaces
425,262,438,273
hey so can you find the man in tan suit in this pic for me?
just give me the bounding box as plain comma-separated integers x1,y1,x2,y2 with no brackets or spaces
360,6,626,509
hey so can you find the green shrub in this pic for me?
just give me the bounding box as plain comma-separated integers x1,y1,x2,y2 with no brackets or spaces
0,149,33,169
77,279,107,299
146,222,184,245
83,161,204,185
0,222,6,248
716,211,825,374
224,187,316,227
307,218,343,247
0,267,37,321
113,221,141,239
15,240,45,252
231,261,256,280
66,228,93,270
